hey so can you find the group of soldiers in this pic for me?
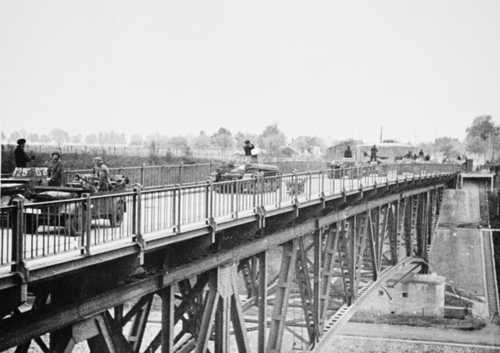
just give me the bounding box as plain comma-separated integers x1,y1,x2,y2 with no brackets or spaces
13,138,111,190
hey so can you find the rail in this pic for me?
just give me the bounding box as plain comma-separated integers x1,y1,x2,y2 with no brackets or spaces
61,160,329,187
0,163,459,274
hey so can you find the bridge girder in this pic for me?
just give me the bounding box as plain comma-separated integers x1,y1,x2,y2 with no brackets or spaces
0,182,447,353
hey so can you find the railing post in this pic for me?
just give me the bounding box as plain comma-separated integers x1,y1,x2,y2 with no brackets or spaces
133,186,145,265
308,172,312,200
140,163,145,186
83,193,92,256
176,184,182,232
178,162,184,185
205,180,211,221
11,200,25,274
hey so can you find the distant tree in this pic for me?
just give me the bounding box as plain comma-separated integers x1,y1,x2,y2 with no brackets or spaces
84,133,98,145
27,133,40,143
192,131,212,150
70,134,83,144
465,115,499,159
168,136,190,155
211,127,234,154
258,124,286,157
292,136,325,154
433,137,463,159
8,131,21,143
39,134,51,143
234,132,259,150
50,128,70,144
130,133,144,146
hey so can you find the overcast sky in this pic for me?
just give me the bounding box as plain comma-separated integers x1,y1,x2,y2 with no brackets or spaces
1,0,499,143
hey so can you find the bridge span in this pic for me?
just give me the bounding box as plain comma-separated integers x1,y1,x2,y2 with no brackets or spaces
0,163,459,352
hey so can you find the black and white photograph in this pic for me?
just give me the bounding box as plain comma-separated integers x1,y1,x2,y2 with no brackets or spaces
1,1,500,352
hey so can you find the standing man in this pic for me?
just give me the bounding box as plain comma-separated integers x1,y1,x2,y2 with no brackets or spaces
243,140,255,156
14,138,34,167
344,145,353,158
370,145,378,162
93,157,110,191
47,152,64,186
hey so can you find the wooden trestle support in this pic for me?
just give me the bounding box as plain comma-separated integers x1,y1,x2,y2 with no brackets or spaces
1,187,444,353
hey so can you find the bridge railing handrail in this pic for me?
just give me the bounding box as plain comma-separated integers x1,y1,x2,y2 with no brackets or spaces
0,163,460,273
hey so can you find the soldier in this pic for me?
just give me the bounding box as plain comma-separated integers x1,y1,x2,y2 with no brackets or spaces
14,138,35,168
93,157,110,191
370,145,378,162
243,140,255,156
47,152,64,186
344,145,353,158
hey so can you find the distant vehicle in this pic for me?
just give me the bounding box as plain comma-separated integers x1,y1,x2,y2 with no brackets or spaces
1,170,130,236
326,158,357,179
212,163,281,193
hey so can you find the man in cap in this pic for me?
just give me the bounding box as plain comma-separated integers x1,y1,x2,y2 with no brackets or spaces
92,157,110,191
47,152,64,186
14,138,35,168
243,140,255,156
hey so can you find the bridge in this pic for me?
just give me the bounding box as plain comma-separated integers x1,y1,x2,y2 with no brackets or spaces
0,163,461,352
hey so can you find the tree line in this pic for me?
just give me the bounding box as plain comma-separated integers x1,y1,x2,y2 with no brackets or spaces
2,116,499,162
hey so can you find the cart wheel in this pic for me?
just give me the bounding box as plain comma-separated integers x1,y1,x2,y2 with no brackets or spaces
65,214,80,237
109,202,124,227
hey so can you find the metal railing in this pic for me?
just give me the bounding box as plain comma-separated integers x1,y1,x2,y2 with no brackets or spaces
61,161,329,188
0,163,460,272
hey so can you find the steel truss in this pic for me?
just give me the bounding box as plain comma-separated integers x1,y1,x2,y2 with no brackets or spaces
1,187,444,353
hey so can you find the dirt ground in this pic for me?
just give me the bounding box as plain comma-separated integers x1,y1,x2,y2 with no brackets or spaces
329,336,499,353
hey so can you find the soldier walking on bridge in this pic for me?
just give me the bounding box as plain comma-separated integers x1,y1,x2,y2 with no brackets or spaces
93,157,110,191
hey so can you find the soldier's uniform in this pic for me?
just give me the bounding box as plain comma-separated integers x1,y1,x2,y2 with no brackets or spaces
14,138,32,168
48,153,64,186
93,157,110,191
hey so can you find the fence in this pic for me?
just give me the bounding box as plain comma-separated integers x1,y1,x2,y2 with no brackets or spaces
0,163,460,272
